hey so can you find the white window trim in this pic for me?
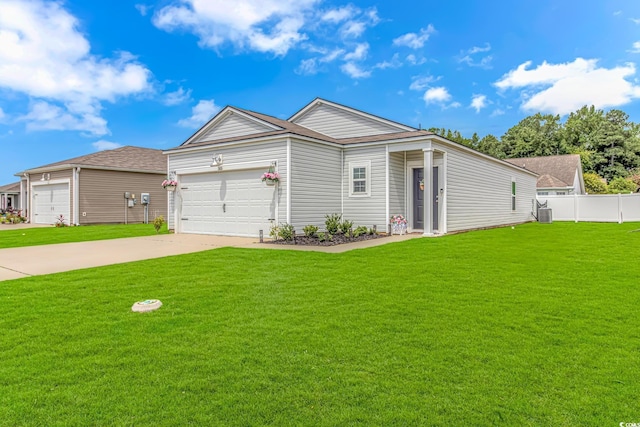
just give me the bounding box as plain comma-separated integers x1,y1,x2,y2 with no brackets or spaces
349,160,371,198
511,178,517,211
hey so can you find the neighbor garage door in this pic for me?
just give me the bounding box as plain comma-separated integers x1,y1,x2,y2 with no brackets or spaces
33,183,70,224
179,170,276,237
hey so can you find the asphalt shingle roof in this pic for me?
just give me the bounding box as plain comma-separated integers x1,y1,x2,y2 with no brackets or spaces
20,146,166,174
0,182,20,192
505,154,581,188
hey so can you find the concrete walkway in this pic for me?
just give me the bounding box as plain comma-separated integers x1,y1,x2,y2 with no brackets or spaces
0,233,422,282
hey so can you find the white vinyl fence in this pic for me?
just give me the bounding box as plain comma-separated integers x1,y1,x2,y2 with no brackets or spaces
537,193,640,223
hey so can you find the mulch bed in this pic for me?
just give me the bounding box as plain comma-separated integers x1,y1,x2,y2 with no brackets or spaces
267,233,390,246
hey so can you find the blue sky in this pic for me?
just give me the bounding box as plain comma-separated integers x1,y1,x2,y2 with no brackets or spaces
1,0,640,184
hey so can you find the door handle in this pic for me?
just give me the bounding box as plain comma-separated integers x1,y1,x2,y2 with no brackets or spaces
223,203,226,213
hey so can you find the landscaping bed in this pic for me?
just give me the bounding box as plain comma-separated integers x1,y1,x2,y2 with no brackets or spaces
268,231,389,246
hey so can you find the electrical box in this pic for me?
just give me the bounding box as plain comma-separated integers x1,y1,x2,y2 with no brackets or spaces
124,192,130,199
128,199,135,208
141,193,150,205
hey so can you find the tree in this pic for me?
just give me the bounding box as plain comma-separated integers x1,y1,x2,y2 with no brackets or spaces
477,134,507,158
607,177,637,194
583,172,608,194
501,113,564,158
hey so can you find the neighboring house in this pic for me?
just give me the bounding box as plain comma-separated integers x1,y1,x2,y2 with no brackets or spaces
505,154,585,195
164,98,538,237
0,182,21,211
15,146,167,225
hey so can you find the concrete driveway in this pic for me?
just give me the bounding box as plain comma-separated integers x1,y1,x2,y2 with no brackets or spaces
0,232,421,282
0,234,258,281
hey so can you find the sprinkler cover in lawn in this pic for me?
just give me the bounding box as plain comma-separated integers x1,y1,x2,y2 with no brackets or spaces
132,299,162,312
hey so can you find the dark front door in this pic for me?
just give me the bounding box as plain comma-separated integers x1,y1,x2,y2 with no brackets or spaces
413,168,424,229
432,167,439,231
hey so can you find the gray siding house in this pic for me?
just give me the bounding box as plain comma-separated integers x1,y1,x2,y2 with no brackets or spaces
15,146,167,225
164,98,538,237
0,182,21,211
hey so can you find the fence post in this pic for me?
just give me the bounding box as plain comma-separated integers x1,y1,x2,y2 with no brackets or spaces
574,193,579,223
618,193,622,224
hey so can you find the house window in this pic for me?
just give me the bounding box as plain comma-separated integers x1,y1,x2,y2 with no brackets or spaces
349,161,371,197
538,191,549,196
556,191,566,195
511,180,516,211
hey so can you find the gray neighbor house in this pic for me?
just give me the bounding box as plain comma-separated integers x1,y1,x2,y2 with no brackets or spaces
15,146,167,225
164,98,538,237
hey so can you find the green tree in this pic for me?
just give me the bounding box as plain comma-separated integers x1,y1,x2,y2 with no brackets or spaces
583,172,608,194
477,134,507,158
501,113,565,158
607,177,637,194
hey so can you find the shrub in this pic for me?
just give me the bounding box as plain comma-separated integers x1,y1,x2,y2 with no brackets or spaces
55,215,67,227
339,219,354,235
583,172,608,194
325,213,342,234
353,226,368,237
278,223,295,241
317,232,326,242
368,227,377,235
153,215,165,233
303,224,318,237
608,177,637,194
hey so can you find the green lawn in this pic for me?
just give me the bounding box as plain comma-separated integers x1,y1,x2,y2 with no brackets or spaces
0,223,168,249
1,222,639,425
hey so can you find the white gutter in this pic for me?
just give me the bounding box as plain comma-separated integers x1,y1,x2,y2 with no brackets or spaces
26,173,31,223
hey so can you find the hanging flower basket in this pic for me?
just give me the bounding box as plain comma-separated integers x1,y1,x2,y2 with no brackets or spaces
162,179,178,191
419,179,425,191
261,171,280,186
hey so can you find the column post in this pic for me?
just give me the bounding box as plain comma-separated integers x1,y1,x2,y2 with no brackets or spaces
423,148,433,236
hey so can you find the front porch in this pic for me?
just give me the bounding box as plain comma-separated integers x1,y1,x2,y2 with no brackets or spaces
387,145,447,236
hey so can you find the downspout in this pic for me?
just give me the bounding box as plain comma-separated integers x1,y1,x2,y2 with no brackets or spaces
74,167,81,225
341,148,344,215
286,137,291,224
26,173,30,223
385,145,389,232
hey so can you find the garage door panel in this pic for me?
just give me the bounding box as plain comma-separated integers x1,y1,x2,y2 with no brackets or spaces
179,170,275,236
33,183,70,225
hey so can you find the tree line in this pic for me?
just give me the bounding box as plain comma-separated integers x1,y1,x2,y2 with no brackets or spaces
429,105,640,193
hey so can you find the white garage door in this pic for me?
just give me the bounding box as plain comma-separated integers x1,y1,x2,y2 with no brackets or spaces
179,170,276,237
33,183,70,224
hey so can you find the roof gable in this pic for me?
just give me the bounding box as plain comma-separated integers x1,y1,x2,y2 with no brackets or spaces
289,98,414,139
186,107,282,145
505,154,582,188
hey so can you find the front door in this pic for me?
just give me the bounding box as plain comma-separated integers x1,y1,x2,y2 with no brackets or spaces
413,168,424,229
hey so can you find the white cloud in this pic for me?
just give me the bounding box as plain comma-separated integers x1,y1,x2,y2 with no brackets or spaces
375,53,402,70
490,108,505,117
178,99,221,128
344,43,369,61
341,20,366,38
409,75,439,91
163,87,192,106
19,101,107,135
631,18,640,24
153,0,319,56
341,62,370,79
613,10,622,16
495,58,640,115
423,87,451,104
470,94,487,113
393,25,435,49
406,54,426,66
630,41,640,53
295,58,318,75
0,0,152,136
320,48,345,62
321,5,357,23
92,140,123,151
135,4,149,16
457,43,492,68
0,107,5,122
